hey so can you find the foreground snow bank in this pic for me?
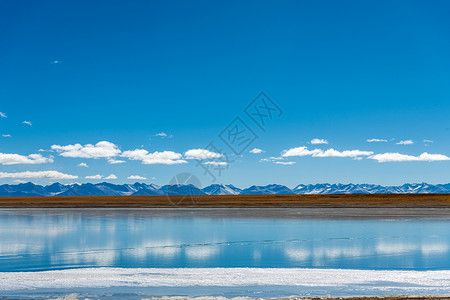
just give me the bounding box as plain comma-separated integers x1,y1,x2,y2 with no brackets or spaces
0,268,449,296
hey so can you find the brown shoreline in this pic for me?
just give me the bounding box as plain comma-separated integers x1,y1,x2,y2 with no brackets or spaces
1,193,450,209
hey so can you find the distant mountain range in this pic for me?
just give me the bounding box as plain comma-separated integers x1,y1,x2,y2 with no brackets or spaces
0,182,450,197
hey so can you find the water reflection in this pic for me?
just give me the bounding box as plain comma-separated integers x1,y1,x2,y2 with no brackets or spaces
0,209,449,271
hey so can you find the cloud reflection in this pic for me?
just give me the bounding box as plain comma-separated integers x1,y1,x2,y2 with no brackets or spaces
185,246,219,260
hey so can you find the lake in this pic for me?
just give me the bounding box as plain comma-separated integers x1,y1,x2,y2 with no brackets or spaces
0,209,449,271
0,208,449,298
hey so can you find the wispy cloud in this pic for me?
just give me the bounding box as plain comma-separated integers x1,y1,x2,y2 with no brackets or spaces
310,138,328,145
0,112,6,118
128,175,147,180
260,156,295,165
366,138,388,143
155,132,173,138
2,134,11,138
424,139,433,147
250,148,264,154
50,60,61,64
0,153,53,165
260,156,284,162
396,140,414,145
13,179,27,184
0,171,77,179
275,161,296,165
203,161,228,166
282,146,373,158
78,162,88,167
22,121,32,126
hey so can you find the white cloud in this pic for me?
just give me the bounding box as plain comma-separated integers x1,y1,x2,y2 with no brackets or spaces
85,175,102,179
22,121,32,126
282,146,373,158
104,174,118,180
203,161,229,166
282,147,322,157
108,158,126,164
396,140,414,145
122,149,187,165
0,112,6,118
184,149,223,160
0,171,77,179
316,149,374,158
310,138,328,145
51,60,60,64
275,161,296,165
51,141,121,158
78,162,88,167
121,149,150,160
0,153,53,165
369,152,450,163
366,139,388,143
2,134,11,138
127,175,147,180
424,140,434,143
250,148,263,154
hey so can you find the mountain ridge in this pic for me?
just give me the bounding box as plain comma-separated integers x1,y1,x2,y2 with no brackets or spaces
1,182,450,197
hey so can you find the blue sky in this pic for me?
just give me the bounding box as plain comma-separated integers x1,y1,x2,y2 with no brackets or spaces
1,0,450,188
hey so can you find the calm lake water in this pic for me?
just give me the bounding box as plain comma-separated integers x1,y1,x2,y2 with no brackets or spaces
0,209,449,272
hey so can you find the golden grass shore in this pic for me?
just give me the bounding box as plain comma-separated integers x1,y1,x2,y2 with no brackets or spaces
289,298,450,300
50,295,450,300
158,297,450,300
0,193,450,209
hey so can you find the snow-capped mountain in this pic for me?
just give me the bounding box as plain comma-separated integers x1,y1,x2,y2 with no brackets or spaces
160,184,206,196
129,183,163,195
241,184,294,195
202,184,242,195
292,183,388,194
291,183,450,194
0,182,449,197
